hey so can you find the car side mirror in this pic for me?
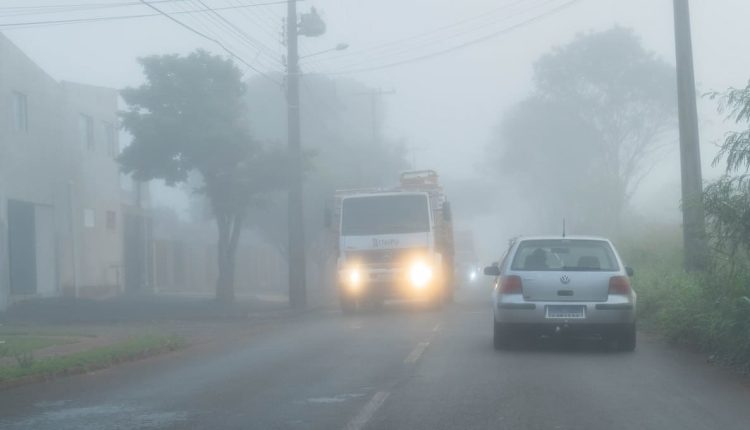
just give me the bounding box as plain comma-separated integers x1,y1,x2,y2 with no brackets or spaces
484,265,500,277
625,266,634,277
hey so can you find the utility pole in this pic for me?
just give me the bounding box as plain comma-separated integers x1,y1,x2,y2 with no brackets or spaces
673,0,709,271
286,0,306,309
284,3,325,309
355,88,395,145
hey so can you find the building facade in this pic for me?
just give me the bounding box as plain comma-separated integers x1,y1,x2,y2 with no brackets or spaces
0,32,123,309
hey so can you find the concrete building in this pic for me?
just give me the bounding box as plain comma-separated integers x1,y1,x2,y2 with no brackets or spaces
0,32,123,309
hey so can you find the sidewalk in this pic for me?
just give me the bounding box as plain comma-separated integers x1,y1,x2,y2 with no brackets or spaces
0,289,341,389
0,290,335,374
0,294,292,325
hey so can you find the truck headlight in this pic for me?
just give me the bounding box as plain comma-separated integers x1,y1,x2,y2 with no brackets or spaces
409,262,433,288
348,267,362,290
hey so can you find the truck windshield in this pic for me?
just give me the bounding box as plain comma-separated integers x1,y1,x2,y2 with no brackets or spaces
341,194,430,236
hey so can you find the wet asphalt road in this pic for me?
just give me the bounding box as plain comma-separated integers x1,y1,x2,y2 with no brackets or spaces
1,289,749,430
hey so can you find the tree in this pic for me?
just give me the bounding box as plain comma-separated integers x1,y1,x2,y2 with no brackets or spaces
118,50,287,303
703,80,750,269
242,73,409,289
490,28,676,234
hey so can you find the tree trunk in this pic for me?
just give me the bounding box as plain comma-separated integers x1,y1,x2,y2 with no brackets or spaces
216,212,244,304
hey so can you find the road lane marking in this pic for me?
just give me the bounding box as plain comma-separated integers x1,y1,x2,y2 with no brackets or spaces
305,393,365,404
404,342,430,364
345,391,390,430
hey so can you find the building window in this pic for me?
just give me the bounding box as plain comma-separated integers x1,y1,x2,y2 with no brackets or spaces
79,114,94,151
103,121,118,156
84,208,95,228
106,210,117,231
12,91,28,132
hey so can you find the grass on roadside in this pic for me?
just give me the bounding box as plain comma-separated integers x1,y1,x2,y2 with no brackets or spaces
0,333,187,384
0,327,97,338
618,230,750,373
0,335,78,356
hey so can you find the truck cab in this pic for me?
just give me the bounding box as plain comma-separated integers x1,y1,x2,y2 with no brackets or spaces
332,171,454,311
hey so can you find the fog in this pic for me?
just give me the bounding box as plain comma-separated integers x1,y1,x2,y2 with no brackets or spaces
3,0,749,263
4,4,750,426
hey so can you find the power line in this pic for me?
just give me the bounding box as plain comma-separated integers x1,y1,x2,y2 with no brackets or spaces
168,0,281,71
334,0,559,71
230,0,285,44
306,0,533,67
250,2,322,73
183,0,282,68
191,0,281,63
137,0,281,85
0,1,291,29
319,0,580,75
307,0,559,71
0,0,190,17
310,0,556,72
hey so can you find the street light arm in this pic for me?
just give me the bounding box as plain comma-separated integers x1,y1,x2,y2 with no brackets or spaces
299,43,349,59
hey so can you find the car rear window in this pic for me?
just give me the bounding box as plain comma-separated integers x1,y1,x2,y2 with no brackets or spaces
510,239,619,271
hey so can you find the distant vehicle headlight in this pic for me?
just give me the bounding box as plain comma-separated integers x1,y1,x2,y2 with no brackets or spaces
469,270,477,281
409,261,433,288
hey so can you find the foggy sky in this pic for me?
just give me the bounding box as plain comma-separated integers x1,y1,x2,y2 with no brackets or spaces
3,0,750,251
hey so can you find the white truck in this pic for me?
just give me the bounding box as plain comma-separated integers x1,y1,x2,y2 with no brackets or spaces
329,170,455,312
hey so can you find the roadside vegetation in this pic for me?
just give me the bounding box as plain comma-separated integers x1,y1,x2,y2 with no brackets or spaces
0,333,186,386
0,333,77,356
621,80,750,373
620,231,750,373
489,28,750,372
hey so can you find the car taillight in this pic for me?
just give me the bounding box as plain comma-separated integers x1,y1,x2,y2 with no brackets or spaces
500,275,523,294
608,276,631,295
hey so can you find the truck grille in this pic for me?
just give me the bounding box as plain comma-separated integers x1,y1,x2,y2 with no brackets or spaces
346,248,426,266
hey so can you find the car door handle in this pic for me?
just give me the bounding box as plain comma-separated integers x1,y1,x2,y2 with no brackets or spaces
557,290,574,296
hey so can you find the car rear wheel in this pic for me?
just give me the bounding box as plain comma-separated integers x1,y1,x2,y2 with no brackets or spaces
493,320,512,350
617,323,636,352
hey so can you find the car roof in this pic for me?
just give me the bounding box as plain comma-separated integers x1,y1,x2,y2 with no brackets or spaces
514,235,613,242
341,191,428,199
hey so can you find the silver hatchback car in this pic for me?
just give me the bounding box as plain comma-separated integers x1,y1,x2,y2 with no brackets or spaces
484,236,636,351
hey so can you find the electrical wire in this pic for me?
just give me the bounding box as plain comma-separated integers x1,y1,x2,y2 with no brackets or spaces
229,0,285,44
168,0,277,72
306,0,534,67
0,0,192,17
138,0,281,85
190,0,281,64
318,0,580,75
0,1,291,29
314,0,558,72
197,0,278,61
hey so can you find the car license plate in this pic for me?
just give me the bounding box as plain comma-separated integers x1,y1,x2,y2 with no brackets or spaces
545,305,586,319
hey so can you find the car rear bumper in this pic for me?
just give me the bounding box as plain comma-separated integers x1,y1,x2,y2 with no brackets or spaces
493,296,636,325
496,322,634,338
